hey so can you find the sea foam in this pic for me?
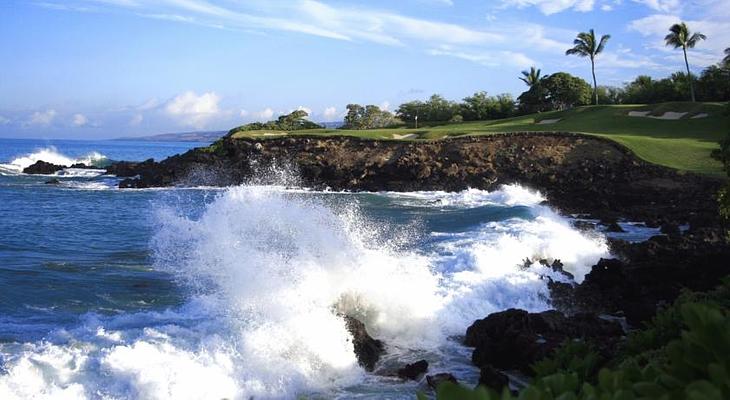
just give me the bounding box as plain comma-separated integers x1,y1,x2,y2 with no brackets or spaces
0,184,610,399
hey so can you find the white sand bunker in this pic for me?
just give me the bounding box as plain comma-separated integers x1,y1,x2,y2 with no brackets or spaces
538,119,561,125
262,132,287,136
392,133,417,140
628,111,690,120
691,113,709,119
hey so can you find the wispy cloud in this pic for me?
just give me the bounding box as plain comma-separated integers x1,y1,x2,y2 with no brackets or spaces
72,113,88,126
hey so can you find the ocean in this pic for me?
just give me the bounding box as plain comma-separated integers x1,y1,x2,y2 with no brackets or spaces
0,138,655,399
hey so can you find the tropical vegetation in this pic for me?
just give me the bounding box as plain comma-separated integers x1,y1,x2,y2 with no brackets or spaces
664,22,707,102
565,29,611,105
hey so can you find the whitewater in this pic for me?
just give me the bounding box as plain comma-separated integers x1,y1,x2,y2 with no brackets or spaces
0,140,659,399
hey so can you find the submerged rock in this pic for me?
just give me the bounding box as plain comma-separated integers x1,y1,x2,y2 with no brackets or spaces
343,316,384,371
44,178,61,185
397,359,428,380
23,160,64,174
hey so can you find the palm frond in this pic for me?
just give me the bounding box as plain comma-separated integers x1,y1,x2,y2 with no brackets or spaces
596,35,611,55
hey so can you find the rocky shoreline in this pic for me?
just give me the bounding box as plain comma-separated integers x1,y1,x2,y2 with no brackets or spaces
107,133,722,227
23,132,730,392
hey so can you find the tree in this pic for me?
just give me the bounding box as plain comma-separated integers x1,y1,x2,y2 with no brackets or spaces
519,67,542,88
566,29,611,105
664,22,706,102
541,72,592,110
724,47,730,67
343,104,396,129
460,92,515,121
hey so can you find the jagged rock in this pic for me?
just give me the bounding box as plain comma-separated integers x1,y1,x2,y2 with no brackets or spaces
397,360,428,380
343,316,384,371
23,160,64,174
464,309,622,373
478,365,509,392
105,159,156,177
551,230,730,326
426,373,458,390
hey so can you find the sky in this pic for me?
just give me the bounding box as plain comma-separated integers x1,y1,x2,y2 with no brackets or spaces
0,0,728,139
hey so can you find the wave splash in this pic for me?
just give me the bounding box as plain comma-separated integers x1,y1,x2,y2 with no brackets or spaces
0,185,609,399
0,147,107,174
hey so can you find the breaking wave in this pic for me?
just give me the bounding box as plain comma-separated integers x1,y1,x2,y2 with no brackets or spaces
0,185,609,399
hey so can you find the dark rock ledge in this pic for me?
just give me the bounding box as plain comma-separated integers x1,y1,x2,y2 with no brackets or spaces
108,133,723,227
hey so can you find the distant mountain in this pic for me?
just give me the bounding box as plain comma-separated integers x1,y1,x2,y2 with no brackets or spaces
114,130,226,142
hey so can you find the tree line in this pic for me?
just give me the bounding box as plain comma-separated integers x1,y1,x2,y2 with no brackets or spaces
343,21,728,129
230,21,728,133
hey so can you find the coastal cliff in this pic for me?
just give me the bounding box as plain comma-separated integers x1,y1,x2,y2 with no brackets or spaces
112,132,722,225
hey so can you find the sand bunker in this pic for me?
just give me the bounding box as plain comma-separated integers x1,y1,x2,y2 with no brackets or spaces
538,119,561,125
628,111,689,120
691,113,709,119
392,133,417,140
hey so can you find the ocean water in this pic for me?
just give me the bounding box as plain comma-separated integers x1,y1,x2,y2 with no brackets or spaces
0,138,640,399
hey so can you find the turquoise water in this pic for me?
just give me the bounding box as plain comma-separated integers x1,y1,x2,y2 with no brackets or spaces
0,139,617,399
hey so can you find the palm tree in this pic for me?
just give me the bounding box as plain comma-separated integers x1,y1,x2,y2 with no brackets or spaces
723,47,730,67
664,22,706,102
519,67,542,87
566,29,611,105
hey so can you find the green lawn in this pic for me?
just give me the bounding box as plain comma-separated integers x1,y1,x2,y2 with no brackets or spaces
230,103,729,176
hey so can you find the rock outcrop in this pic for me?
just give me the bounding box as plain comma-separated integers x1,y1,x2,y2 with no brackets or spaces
23,160,65,174
114,133,722,225
343,316,384,371
465,309,622,373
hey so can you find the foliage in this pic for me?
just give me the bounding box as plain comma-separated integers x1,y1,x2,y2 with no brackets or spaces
421,290,730,400
396,94,460,124
540,73,592,110
343,104,397,129
696,66,730,102
520,67,542,88
228,110,322,135
395,93,515,124
518,72,591,112
531,341,601,382
724,48,730,68
460,92,515,121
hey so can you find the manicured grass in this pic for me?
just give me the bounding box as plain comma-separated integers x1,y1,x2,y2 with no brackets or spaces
230,102,729,176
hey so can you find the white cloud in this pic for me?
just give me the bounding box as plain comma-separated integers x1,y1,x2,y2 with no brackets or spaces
0,115,9,125
628,12,729,67
72,113,88,126
500,0,596,15
239,109,249,117
29,109,57,126
380,101,391,111
631,0,681,13
428,46,535,67
322,106,338,121
251,107,274,121
164,91,221,129
130,113,143,126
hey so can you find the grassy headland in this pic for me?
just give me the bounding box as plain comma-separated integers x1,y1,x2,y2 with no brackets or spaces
229,102,729,176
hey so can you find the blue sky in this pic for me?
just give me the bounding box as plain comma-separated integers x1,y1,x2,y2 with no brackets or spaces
0,0,728,139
